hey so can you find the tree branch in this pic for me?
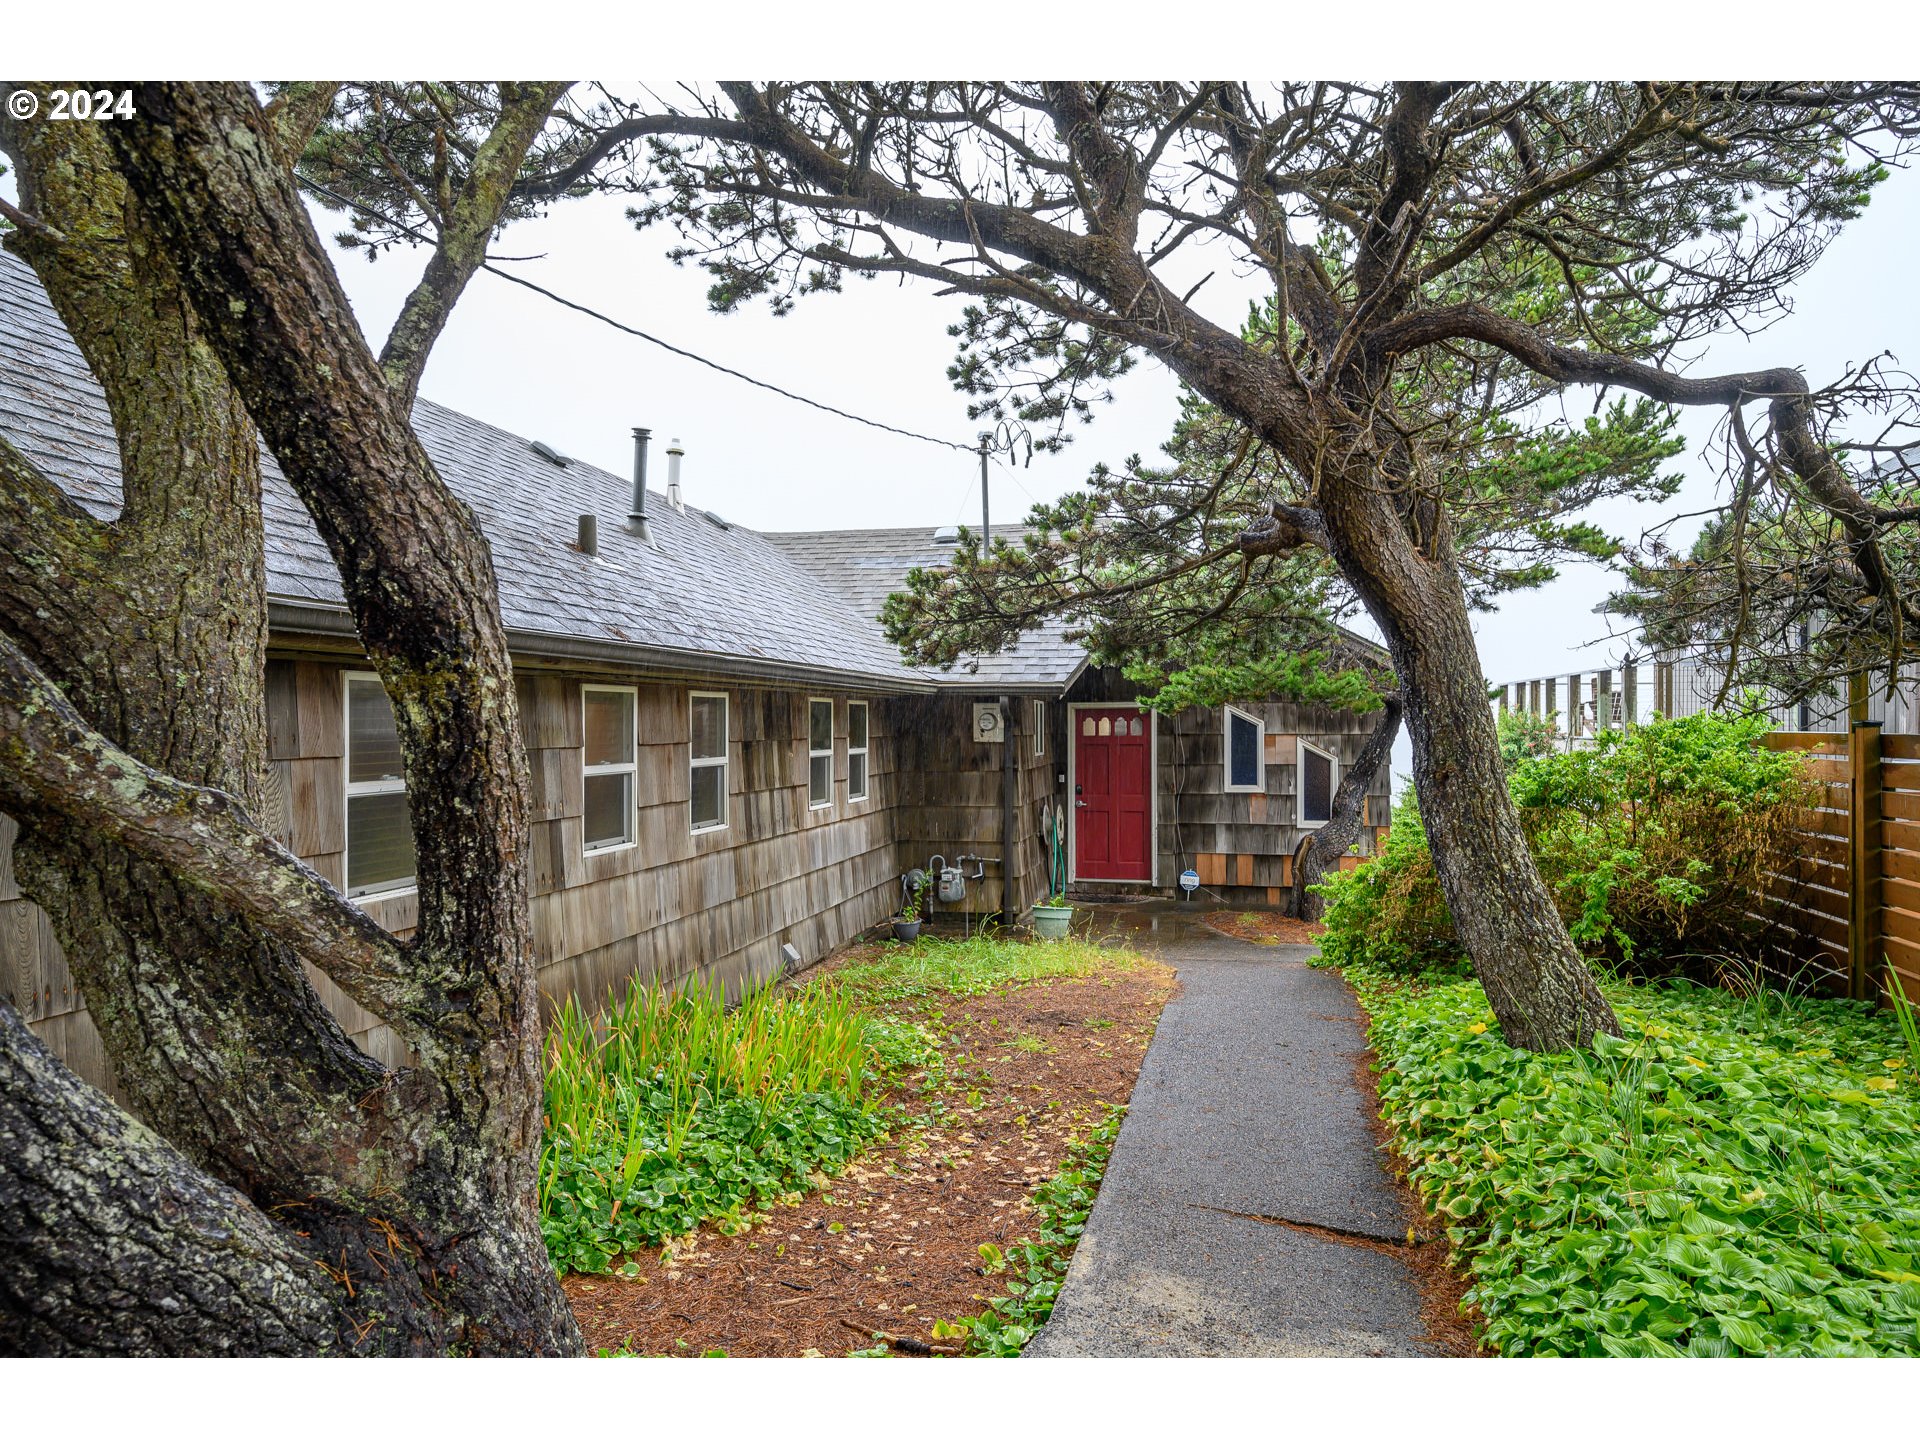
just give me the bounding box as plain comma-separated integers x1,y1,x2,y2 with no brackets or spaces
0,1001,344,1355
0,628,431,1051
379,82,569,407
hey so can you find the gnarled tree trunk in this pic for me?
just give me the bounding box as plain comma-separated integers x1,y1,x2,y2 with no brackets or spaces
0,82,580,1355
1293,694,1401,922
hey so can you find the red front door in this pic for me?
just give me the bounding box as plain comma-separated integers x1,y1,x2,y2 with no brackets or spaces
1074,707,1152,881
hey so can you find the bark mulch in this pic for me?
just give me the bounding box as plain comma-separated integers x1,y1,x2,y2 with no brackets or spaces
1199,908,1326,947
565,946,1178,1357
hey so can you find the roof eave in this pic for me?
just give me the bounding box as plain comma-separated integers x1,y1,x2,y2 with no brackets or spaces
266,599,940,696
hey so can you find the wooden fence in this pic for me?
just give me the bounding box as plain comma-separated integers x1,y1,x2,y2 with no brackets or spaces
1760,724,1917,1005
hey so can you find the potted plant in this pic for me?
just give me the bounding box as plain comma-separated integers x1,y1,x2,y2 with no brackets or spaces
891,873,927,942
1032,806,1073,939
1031,891,1073,940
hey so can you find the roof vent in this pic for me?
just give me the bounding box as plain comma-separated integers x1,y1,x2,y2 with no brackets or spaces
932,525,961,545
530,440,570,467
703,510,731,531
666,438,685,513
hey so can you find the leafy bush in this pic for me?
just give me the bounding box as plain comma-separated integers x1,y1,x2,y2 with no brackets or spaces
1316,711,1811,975
1510,709,1810,967
1351,962,1920,1356
1315,791,1466,977
1496,706,1559,770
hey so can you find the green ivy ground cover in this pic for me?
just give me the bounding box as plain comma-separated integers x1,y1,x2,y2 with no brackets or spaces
1344,963,1920,1356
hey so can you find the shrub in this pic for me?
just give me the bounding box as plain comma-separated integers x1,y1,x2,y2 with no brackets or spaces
1510,709,1811,968
1316,791,1467,976
1315,711,1812,976
1496,706,1559,770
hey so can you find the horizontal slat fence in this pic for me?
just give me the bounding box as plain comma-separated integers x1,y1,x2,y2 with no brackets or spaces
1759,725,1913,1006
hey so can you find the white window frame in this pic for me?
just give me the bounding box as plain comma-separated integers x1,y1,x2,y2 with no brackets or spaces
847,700,870,804
1223,705,1266,793
1298,738,1339,830
689,691,730,834
808,697,835,811
343,670,416,900
1033,699,1046,756
580,683,638,856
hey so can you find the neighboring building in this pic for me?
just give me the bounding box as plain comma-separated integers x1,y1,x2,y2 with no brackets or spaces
0,252,1389,1095
1492,657,1920,748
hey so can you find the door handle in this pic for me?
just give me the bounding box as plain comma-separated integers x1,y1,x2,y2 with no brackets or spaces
1076,800,1089,808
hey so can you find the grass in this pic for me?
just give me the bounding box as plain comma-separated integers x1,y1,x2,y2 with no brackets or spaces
1344,960,1920,1356
540,934,1129,1278
826,932,1132,1004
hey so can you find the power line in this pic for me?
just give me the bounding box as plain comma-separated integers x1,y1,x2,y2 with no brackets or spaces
297,176,975,455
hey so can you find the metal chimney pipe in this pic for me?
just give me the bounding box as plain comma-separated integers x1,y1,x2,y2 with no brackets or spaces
666,437,685,512
576,513,598,556
627,427,653,543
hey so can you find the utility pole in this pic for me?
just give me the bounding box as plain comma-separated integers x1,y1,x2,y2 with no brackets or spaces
978,435,991,552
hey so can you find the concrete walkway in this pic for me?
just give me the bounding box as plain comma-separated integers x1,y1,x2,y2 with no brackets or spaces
1027,907,1437,1357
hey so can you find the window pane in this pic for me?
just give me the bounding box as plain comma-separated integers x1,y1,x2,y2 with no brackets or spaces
1303,748,1333,822
849,751,868,800
810,753,832,805
848,703,868,750
1229,714,1260,788
691,695,726,760
810,699,833,752
347,790,416,896
347,679,404,784
691,762,725,828
584,689,634,768
583,771,633,850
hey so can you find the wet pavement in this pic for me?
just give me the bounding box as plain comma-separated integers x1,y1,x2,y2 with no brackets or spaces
1026,904,1437,1357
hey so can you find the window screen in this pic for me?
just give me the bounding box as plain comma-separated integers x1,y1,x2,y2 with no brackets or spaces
809,699,834,808
1226,708,1262,790
690,693,728,830
848,701,870,802
582,686,637,852
344,675,416,897
1301,744,1334,824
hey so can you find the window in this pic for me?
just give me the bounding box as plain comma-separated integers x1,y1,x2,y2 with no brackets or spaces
1299,739,1337,828
1224,706,1264,792
582,685,636,853
344,673,416,898
847,701,870,802
690,692,728,831
808,698,834,809
1032,699,1046,756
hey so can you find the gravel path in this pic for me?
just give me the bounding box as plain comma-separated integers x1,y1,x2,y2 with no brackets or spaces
1027,909,1439,1357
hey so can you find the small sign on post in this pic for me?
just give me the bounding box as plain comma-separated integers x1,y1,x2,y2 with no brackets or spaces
1179,869,1199,901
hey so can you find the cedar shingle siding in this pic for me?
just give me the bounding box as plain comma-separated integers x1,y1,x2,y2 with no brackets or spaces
0,250,1390,1092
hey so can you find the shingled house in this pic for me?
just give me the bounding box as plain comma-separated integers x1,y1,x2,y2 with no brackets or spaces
0,251,1390,1093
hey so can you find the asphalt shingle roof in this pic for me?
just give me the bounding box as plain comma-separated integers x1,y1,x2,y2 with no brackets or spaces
0,252,931,690
763,526,1087,690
